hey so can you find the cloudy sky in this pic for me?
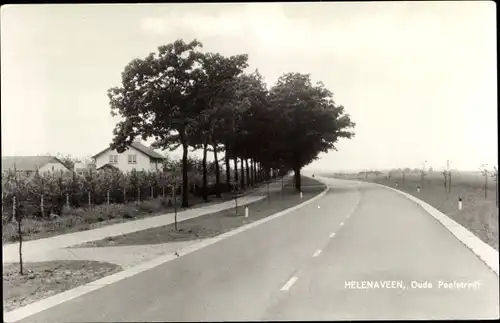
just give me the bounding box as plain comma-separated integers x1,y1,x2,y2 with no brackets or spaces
1,2,496,172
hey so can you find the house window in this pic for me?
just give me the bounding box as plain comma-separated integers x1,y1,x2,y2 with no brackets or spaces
109,155,118,164
128,155,137,164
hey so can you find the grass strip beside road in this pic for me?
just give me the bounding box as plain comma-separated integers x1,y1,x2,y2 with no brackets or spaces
76,176,326,247
2,179,283,245
3,260,122,312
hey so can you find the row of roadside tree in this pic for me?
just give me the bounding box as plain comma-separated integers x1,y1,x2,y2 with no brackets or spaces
107,38,356,208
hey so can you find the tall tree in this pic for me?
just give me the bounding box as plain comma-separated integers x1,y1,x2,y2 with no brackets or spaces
107,39,206,207
189,52,248,201
268,73,355,191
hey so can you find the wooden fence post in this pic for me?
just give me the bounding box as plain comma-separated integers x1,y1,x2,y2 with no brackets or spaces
162,185,165,198
137,187,140,202
40,194,44,217
66,193,70,209
88,191,91,208
151,186,154,199
107,190,110,205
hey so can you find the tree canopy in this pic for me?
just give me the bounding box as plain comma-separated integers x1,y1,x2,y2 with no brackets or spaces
108,38,356,206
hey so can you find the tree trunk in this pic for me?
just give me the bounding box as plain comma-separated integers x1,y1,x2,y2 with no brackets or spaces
224,143,231,185
202,141,208,202
250,159,255,186
18,216,23,275
14,196,23,275
255,161,259,183
485,175,488,199
234,157,239,183
294,166,302,192
181,143,189,208
240,157,245,189
245,159,251,187
257,162,261,183
213,144,221,198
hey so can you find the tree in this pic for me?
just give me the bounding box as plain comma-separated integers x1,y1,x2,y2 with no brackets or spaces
3,167,31,274
480,164,490,199
56,154,77,170
420,162,427,186
442,170,448,190
188,52,248,202
268,73,355,191
108,39,207,208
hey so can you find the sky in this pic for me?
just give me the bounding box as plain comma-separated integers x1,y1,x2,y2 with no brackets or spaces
1,2,497,173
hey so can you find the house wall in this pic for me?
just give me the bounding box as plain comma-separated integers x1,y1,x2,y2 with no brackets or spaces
95,147,157,172
38,162,70,174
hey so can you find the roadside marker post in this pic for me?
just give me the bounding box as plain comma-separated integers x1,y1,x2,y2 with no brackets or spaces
417,185,420,193
300,191,303,199
458,196,463,211
245,206,249,218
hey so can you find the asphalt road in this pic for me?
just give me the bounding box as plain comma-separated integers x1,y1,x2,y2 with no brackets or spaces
12,177,500,322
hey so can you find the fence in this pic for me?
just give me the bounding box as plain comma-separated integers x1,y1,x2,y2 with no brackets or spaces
1,168,220,221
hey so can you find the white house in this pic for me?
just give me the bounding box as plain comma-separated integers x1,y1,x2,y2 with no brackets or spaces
93,141,166,173
1,156,71,176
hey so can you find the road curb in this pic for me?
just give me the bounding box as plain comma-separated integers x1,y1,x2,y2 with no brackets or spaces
4,182,329,323
369,181,499,277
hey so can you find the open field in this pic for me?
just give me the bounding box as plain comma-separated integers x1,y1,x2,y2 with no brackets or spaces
77,176,326,247
328,171,499,251
3,260,122,312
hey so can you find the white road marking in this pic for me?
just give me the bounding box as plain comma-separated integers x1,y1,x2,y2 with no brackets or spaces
281,276,299,291
313,249,322,257
4,186,332,323
329,233,336,238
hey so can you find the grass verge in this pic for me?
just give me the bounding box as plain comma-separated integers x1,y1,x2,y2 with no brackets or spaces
2,179,283,245
3,260,122,312
342,174,498,251
76,176,326,247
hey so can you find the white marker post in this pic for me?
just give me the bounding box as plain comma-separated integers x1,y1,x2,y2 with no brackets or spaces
458,197,462,211
300,191,303,199
245,206,249,218
395,182,399,188
417,185,420,193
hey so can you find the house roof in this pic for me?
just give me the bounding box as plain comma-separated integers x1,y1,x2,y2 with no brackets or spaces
92,141,166,160
2,156,69,172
